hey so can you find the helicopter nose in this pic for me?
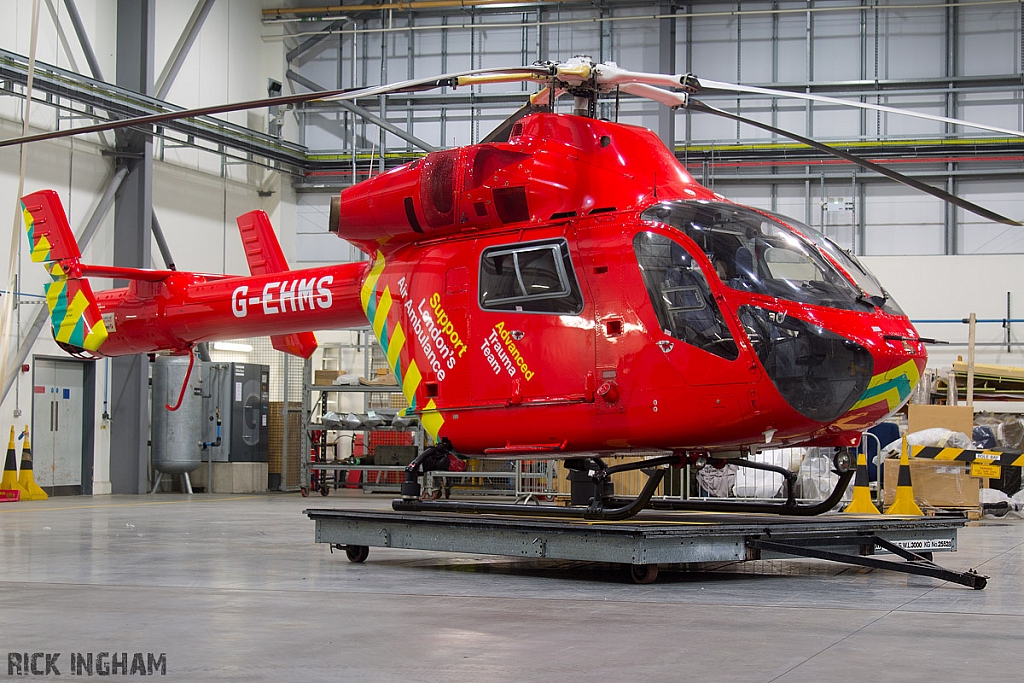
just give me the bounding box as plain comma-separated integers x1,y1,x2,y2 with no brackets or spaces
844,328,927,426
739,305,874,423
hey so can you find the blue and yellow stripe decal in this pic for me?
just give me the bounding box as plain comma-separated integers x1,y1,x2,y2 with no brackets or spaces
361,250,445,442
851,359,921,413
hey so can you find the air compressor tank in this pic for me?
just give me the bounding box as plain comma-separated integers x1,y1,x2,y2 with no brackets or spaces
151,355,202,491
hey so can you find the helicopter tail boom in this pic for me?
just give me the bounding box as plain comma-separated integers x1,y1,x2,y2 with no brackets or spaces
21,191,371,359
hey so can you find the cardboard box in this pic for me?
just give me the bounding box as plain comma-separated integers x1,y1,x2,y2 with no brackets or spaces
314,370,341,386
883,456,979,509
908,404,974,436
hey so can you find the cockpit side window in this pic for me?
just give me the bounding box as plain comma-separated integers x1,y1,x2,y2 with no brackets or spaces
479,238,584,313
633,231,739,361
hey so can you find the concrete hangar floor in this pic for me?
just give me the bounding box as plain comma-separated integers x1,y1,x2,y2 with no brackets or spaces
0,491,1020,682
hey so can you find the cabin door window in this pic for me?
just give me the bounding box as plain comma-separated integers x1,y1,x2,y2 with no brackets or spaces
632,231,739,361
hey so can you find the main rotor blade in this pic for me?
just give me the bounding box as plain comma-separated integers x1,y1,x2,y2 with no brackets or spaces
698,78,1024,139
687,99,1022,226
619,82,687,108
0,65,553,149
316,65,552,102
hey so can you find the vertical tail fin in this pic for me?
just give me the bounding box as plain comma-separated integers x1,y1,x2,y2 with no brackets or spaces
236,210,317,359
21,190,108,354
237,210,289,276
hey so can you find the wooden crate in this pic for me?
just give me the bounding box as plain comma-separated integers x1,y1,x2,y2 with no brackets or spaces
268,401,303,488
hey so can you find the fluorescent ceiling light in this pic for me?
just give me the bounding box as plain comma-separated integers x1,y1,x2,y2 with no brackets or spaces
213,342,253,353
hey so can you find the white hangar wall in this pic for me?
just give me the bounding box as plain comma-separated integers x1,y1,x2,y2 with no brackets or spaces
0,0,294,492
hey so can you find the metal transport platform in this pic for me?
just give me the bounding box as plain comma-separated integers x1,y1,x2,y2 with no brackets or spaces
305,508,986,587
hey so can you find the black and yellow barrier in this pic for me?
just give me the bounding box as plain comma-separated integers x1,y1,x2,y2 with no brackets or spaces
910,445,1024,479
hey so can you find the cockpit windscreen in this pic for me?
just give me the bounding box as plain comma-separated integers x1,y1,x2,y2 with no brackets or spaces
641,201,884,312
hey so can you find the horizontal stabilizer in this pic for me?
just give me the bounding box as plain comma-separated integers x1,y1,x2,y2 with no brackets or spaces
79,263,176,282
21,190,107,352
271,332,318,359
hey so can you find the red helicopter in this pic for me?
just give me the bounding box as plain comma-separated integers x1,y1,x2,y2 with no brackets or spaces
11,59,1023,519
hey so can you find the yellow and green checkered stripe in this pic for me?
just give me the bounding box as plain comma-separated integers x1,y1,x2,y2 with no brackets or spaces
360,250,445,441
23,201,107,352
851,359,921,412
911,445,1024,468
41,265,108,352
23,202,54,263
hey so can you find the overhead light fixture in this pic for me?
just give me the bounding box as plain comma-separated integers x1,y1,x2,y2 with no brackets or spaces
213,342,253,353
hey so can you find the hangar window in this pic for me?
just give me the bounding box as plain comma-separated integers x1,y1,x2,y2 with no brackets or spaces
479,239,583,313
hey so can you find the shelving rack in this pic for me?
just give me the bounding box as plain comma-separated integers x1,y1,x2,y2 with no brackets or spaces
300,332,423,496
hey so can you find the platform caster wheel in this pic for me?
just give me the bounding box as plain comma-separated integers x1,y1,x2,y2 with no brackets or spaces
300,487,309,498
630,563,659,584
320,485,330,497
345,545,370,563
429,488,443,500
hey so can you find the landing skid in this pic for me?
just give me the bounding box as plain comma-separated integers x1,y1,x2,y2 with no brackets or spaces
394,465,667,521
369,447,986,588
394,445,856,521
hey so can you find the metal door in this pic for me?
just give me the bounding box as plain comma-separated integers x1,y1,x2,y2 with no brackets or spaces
32,358,86,493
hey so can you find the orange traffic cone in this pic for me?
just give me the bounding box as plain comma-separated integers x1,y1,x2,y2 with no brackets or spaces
18,426,47,501
844,449,881,514
886,436,924,516
0,426,28,498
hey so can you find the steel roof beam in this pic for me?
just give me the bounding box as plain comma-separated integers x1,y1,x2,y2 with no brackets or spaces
63,0,106,81
0,49,307,171
155,0,217,100
286,18,350,64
